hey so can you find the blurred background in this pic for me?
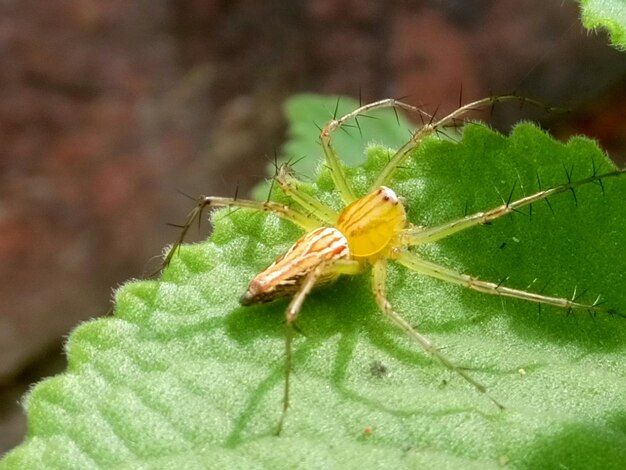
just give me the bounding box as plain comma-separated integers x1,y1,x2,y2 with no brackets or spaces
1,0,625,453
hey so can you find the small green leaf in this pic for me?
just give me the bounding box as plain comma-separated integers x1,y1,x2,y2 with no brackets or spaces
579,0,626,51
2,96,626,469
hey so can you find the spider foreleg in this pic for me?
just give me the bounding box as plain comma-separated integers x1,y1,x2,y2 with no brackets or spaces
320,98,434,205
319,95,544,196
371,259,504,409
396,252,623,318
373,95,553,187
163,195,321,270
400,168,625,246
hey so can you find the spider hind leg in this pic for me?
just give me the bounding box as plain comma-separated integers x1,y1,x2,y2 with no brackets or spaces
371,259,504,409
396,252,624,319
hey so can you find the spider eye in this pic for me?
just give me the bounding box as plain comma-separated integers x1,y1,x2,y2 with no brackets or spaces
337,186,406,257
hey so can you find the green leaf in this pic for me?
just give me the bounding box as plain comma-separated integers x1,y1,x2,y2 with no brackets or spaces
3,96,626,469
579,0,626,51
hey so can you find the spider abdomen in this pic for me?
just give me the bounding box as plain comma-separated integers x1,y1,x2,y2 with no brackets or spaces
337,186,407,258
240,227,349,306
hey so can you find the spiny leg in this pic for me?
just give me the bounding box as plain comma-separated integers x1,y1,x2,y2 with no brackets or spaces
371,259,504,409
276,259,363,435
399,168,625,245
396,251,623,318
163,196,323,269
274,164,339,225
319,95,549,194
277,271,316,436
320,98,431,204
372,95,551,188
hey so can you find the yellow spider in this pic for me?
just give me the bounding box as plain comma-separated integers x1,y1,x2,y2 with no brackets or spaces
164,96,624,434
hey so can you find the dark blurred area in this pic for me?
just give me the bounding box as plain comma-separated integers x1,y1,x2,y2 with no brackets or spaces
1,0,625,453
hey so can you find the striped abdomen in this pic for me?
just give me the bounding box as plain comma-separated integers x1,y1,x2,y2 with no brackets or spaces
240,227,349,306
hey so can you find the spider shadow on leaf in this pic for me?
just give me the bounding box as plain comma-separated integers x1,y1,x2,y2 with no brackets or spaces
221,268,512,442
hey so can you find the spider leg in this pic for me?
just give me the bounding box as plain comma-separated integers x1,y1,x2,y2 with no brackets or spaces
320,96,541,200
320,95,551,196
276,259,363,435
318,130,356,205
400,168,625,245
396,251,623,318
371,259,504,409
275,164,339,224
321,98,431,204
373,95,552,188
163,196,322,269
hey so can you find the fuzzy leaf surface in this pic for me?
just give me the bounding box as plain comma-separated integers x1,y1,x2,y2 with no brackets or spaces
579,0,626,50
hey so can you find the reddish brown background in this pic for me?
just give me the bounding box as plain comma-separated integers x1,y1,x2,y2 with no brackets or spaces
1,0,625,453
